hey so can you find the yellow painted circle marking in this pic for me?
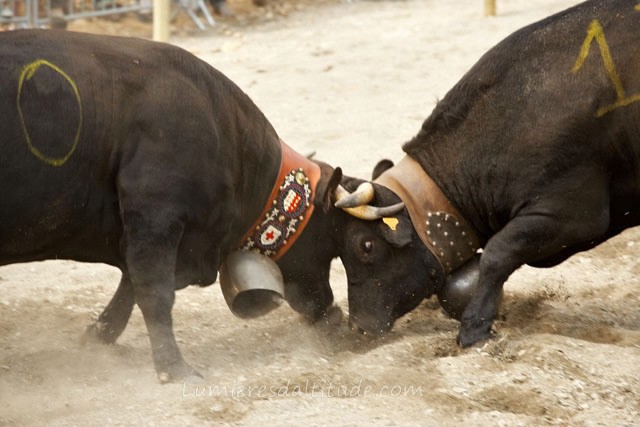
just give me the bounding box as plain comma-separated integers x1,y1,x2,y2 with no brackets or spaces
17,59,83,167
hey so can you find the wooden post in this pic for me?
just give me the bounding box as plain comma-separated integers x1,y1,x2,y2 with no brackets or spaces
484,0,496,17
153,0,170,42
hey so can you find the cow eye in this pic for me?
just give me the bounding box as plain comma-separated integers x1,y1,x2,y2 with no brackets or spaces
362,240,374,253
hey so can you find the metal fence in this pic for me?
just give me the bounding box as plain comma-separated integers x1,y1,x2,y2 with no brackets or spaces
0,0,215,30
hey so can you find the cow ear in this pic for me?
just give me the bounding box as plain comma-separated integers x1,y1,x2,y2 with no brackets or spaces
372,159,394,180
378,215,413,248
317,166,343,212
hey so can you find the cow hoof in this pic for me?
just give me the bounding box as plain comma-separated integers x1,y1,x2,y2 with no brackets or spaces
318,304,343,328
300,304,342,326
157,363,204,384
304,305,343,336
80,322,116,345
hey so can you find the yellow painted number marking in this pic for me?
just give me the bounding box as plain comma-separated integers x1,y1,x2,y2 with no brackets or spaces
382,217,399,231
572,19,640,117
17,59,83,166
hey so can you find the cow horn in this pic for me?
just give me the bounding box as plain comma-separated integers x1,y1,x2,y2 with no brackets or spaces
341,202,405,220
334,184,404,220
334,182,375,208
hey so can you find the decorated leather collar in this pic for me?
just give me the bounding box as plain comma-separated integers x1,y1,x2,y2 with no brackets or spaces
238,140,321,261
374,155,480,274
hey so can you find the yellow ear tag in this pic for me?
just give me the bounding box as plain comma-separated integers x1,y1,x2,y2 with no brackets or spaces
382,217,399,231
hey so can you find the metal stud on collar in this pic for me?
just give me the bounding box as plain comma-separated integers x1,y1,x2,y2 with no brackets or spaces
424,210,478,269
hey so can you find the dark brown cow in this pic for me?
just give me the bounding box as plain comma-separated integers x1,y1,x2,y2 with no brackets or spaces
0,29,391,382
337,0,640,347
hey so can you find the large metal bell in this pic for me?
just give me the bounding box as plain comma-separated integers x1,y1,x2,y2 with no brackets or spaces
437,255,502,321
219,250,285,318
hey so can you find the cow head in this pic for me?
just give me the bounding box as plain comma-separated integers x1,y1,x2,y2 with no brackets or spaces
223,137,409,326
278,161,412,326
336,160,450,335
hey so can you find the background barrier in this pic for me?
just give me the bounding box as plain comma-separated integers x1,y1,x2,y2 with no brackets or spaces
0,0,214,36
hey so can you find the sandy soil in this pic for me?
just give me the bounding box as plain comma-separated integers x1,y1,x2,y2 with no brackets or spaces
2,0,640,425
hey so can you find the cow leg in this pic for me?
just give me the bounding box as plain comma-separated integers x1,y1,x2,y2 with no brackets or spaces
284,276,335,323
81,272,135,344
457,196,610,347
121,212,201,383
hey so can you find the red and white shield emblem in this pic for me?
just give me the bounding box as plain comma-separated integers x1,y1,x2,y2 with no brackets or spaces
283,189,302,214
260,224,282,246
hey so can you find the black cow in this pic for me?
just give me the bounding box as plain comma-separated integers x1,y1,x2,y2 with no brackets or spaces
336,0,640,347
0,29,397,383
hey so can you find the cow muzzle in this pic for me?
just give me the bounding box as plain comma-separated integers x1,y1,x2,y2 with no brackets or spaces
219,251,285,318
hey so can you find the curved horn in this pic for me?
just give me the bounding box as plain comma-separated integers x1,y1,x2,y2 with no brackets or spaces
341,202,405,220
334,182,375,208
334,185,404,220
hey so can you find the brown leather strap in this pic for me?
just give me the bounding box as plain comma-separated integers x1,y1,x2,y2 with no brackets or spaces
238,140,321,260
374,155,480,273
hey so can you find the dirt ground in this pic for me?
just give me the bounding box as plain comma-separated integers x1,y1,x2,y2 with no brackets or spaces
2,0,640,425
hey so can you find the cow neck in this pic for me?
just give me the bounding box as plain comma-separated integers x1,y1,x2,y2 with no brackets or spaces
374,155,480,274
237,140,321,261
